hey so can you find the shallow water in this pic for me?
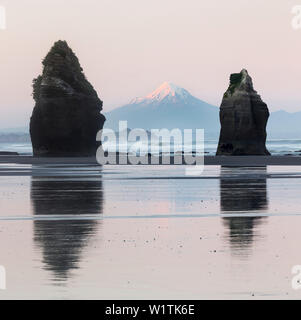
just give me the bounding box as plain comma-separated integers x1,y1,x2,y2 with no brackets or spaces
0,164,301,299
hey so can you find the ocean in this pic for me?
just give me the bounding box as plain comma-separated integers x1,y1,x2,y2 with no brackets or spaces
2,139,301,156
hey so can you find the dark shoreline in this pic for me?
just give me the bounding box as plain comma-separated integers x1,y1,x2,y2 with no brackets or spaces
1,155,301,166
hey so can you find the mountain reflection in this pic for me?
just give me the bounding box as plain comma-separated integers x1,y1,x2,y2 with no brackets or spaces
220,167,268,257
31,177,103,282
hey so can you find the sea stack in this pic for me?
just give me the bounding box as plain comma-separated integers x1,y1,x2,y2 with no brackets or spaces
30,40,105,157
216,69,270,155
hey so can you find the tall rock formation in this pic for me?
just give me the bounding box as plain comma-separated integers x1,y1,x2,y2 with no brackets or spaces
30,40,105,157
216,69,270,155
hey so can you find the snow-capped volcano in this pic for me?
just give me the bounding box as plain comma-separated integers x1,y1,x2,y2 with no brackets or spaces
131,82,192,104
105,82,220,137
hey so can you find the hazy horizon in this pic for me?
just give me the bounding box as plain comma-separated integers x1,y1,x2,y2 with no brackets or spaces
1,0,301,128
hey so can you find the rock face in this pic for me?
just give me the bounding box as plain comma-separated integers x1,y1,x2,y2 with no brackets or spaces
216,69,270,155
30,40,105,157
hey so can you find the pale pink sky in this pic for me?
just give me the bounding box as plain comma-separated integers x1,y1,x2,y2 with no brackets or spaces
0,0,301,128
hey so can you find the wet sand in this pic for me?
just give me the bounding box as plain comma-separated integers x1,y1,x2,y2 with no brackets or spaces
1,155,301,167
0,160,301,299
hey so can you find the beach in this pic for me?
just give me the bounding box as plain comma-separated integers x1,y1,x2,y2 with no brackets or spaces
1,155,301,167
0,156,301,299
1,0,301,305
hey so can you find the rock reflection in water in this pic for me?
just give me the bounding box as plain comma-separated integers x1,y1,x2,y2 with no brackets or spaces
220,167,268,257
31,177,103,282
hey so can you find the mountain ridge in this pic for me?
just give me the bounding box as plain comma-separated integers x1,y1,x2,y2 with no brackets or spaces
104,82,220,138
